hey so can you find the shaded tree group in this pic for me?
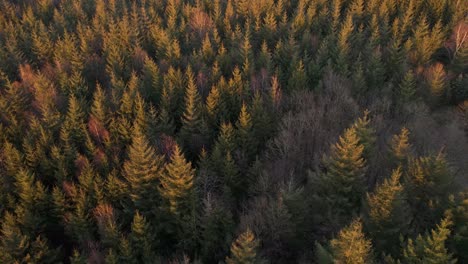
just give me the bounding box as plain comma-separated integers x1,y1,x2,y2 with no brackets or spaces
0,0,467,263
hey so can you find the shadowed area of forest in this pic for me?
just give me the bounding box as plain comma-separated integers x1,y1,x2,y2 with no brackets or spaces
0,0,467,263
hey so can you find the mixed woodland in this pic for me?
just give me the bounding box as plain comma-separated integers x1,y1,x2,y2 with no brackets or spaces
0,0,467,263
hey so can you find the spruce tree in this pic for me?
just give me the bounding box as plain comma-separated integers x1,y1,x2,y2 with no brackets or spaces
402,215,457,264
399,70,417,104
404,154,455,234
129,211,156,262
159,144,195,216
123,126,163,215
351,110,376,160
226,228,260,264
330,219,373,264
391,127,411,162
316,127,367,221
365,167,409,255
180,67,203,154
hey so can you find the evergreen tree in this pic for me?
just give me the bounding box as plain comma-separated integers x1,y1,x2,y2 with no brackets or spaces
123,126,163,215
159,144,195,216
404,154,455,234
391,127,411,162
226,228,260,264
402,215,457,264
315,127,367,222
427,63,447,103
129,211,156,262
365,167,409,255
399,70,417,104
159,144,198,252
235,102,256,161
330,218,373,264
351,110,376,160
180,67,203,155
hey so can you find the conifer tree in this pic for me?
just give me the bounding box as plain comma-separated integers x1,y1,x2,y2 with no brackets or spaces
62,95,87,149
330,219,373,264
316,127,367,221
391,127,411,162
287,60,307,91
404,154,455,234
180,67,202,151
235,103,256,161
351,110,376,160
159,144,198,252
399,70,417,104
129,211,156,262
206,85,222,126
123,126,163,215
427,63,447,103
365,167,409,254
226,228,260,264
402,215,457,264
159,144,195,216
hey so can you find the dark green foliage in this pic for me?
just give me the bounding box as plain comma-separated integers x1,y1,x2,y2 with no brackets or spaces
0,0,465,262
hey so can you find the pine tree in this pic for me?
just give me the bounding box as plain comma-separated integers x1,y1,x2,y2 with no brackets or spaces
402,215,457,264
159,144,195,216
206,85,223,126
90,84,108,125
330,219,373,264
129,211,156,262
62,95,87,149
200,201,235,263
316,127,367,221
235,103,256,161
351,110,376,160
391,127,411,162
399,70,417,104
226,228,260,264
287,60,308,91
159,144,198,252
427,63,447,103
123,126,163,215
180,67,202,151
365,167,409,254
404,153,455,234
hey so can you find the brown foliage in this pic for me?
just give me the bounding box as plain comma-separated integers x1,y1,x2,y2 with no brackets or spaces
88,116,110,144
189,8,214,39
262,71,359,189
93,203,115,226
158,134,177,161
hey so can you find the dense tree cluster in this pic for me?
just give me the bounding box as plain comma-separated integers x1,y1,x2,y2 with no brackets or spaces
0,0,467,263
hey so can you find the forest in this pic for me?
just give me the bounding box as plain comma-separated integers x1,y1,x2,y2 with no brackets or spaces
0,0,467,263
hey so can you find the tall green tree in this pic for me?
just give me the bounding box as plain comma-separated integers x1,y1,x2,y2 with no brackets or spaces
226,228,260,264
330,218,373,264
314,127,367,223
402,215,457,264
123,126,163,216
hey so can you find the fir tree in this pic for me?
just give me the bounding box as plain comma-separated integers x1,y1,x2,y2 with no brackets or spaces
129,211,156,262
404,154,455,234
351,110,376,160
123,126,163,215
391,127,412,162
159,144,195,216
226,228,260,264
402,215,457,264
365,167,409,254
330,219,373,264
316,127,367,221
399,70,417,104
